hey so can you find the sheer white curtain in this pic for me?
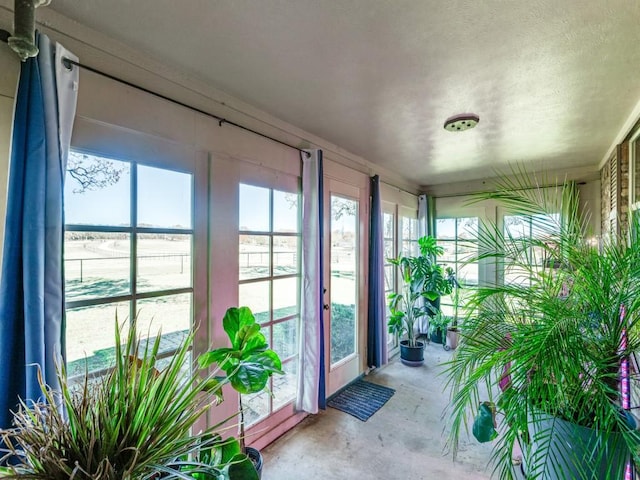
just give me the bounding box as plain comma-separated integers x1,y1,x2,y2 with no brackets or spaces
296,149,325,413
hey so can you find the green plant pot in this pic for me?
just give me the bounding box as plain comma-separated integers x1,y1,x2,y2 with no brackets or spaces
526,413,630,479
430,327,445,344
400,340,424,366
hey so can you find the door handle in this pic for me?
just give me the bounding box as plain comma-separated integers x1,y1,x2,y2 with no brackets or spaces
323,304,330,310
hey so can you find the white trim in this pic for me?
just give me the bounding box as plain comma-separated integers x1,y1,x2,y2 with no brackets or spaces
599,97,640,171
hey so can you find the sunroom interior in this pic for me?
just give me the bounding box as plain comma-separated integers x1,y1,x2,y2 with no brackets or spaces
0,1,640,478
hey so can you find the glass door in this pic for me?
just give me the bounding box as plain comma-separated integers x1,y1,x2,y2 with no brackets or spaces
324,179,362,395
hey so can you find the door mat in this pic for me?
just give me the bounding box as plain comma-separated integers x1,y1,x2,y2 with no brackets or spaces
327,379,395,421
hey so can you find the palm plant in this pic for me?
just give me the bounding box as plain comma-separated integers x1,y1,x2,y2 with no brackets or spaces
445,171,640,479
0,320,254,480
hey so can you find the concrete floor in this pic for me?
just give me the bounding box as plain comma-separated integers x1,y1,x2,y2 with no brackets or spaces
262,341,496,480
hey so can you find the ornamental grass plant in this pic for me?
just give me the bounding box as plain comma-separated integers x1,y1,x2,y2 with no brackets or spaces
0,320,248,480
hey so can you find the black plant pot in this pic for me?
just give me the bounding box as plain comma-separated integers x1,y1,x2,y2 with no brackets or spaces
246,446,263,479
430,327,445,344
400,340,424,367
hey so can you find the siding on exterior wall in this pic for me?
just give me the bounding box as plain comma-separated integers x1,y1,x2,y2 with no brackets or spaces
601,139,631,239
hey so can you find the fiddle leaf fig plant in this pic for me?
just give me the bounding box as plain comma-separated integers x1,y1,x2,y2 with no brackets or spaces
198,306,283,452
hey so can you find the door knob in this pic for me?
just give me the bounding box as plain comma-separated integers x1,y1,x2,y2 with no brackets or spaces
323,304,330,310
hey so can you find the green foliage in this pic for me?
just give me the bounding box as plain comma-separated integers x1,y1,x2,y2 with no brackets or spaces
387,235,456,346
176,434,258,480
329,303,356,364
387,256,426,347
0,320,237,480
428,311,450,333
445,170,640,479
416,235,455,301
198,307,283,453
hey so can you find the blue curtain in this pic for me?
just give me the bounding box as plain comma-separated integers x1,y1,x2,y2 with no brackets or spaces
0,33,78,428
367,175,387,368
296,149,326,413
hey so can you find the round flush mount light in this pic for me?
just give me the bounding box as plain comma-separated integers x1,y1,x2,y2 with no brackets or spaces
444,113,479,132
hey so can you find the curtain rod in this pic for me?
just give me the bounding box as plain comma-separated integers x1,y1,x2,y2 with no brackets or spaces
0,28,310,157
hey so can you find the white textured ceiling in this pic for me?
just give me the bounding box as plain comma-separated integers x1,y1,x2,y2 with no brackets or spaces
47,0,640,186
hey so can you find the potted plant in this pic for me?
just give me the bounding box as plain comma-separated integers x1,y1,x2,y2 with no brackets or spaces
428,310,450,345
198,306,284,478
0,319,256,479
446,173,640,479
388,255,427,366
414,235,455,315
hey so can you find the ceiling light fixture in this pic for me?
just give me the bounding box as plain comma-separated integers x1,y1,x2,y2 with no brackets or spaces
444,113,479,132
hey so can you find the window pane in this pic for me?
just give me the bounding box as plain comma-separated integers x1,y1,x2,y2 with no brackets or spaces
384,239,394,260
239,234,271,280
273,277,298,320
383,213,394,238
66,301,130,378
384,265,395,292
505,215,529,238
273,236,298,276
137,233,192,292
272,318,298,360
239,281,270,324
137,165,192,229
136,293,191,344
437,218,456,239
239,184,269,231
273,359,297,411
458,217,478,239
65,232,130,301
65,152,130,226
273,190,298,233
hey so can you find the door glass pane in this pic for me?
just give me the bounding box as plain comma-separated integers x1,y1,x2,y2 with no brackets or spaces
65,232,131,301
137,233,192,292
137,165,192,229
65,152,130,226
239,184,270,231
244,391,268,426
239,234,271,280
330,195,357,365
273,236,298,276
272,318,298,360
239,281,270,324
273,277,298,319
273,360,297,410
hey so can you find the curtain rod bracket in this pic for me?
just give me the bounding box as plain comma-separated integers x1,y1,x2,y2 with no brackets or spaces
62,56,73,71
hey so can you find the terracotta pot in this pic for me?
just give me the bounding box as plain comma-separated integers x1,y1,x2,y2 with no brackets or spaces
446,327,459,350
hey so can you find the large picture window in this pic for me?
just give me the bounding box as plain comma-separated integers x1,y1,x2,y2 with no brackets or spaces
238,183,300,426
502,213,560,287
64,151,193,379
